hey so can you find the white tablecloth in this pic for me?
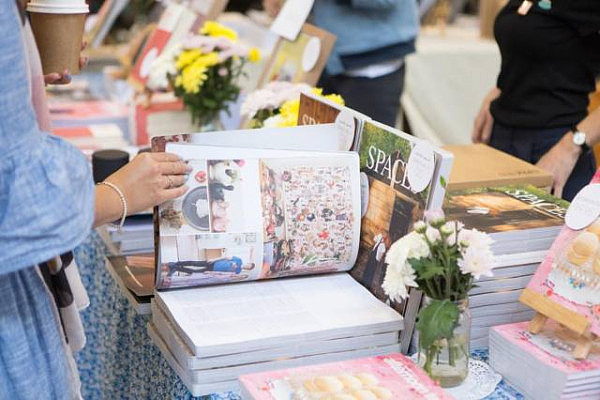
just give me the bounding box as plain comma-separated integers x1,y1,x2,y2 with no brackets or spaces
402,22,501,146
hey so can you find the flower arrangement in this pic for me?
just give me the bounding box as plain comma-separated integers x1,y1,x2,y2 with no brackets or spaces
152,21,260,127
382,210,494,385
241,82,344,128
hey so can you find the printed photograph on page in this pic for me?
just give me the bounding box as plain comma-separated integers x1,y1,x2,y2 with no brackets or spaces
259,158,358,279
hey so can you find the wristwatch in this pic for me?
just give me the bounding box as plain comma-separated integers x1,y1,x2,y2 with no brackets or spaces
571,125,590,153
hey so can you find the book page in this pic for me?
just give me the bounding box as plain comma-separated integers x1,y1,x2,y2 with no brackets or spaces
156,144,361,290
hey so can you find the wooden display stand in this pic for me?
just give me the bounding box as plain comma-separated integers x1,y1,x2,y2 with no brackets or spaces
520,288,598,359
479,0,507,39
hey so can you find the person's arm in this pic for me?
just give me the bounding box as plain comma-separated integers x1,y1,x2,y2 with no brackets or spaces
336,0,397,11
472,87,501,144
536,108,600,198
93,152,190,227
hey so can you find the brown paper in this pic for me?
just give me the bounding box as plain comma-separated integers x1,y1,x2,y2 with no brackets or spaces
29,12,86,75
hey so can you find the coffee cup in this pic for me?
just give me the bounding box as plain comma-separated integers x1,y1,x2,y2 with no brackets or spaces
27,0,89,75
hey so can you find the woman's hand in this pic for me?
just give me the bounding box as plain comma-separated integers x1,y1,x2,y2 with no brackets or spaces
263,0,283,18
44,42,89,85
472,87,501,144
536,133,581,199
94,152,191,227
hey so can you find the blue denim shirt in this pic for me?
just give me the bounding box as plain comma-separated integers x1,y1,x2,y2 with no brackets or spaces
312,0,419,75
0,1,94,398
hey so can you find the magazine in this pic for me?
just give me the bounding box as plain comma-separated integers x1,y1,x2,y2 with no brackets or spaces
351,120,453,353
239,353,453,400
155,144,361,290
525,170,600,337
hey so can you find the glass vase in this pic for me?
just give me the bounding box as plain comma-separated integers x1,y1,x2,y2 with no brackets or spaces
418,298,470,388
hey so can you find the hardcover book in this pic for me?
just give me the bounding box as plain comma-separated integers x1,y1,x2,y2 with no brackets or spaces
351,120,453,353
296,91,368,151
239,353,453,400
445,185,568,254
258,23,336,87
525,171,600,337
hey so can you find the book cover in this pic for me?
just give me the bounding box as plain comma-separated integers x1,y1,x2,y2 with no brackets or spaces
155,144,361,290
259,23,336,88
49,100,129,122
239,353,453,400
444,144,553,191
525,171,600,336
491,321,600,375
351,121,442,310
445,185,568,234
296,92,366,151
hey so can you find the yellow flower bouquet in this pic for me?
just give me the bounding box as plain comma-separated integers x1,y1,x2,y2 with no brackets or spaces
170,21,260,127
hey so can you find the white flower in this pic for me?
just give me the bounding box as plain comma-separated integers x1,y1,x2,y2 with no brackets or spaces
382,261,418,302
424,208,445,225
413,221,427,233
146,45,180,91
440,222,454,236
262,114,285,128
441,221,462,246
458,228,493,251
386,232,430,272
425,226,441,243
240,82,311,118
458,246,495,279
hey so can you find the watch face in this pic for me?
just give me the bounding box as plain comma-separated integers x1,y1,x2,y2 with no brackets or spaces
573,131,586,146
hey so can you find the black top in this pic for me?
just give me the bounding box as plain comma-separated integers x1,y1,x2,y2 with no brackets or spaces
490,0,600,129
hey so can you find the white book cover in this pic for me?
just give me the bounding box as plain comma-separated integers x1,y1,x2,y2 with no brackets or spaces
151,301,399,371
154,273,403,357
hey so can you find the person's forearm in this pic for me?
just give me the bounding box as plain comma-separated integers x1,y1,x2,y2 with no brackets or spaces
93,185,124,228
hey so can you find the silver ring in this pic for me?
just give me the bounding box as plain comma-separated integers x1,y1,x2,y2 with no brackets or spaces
166,175,173,189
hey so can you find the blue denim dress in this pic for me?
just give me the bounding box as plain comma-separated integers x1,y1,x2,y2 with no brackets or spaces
0,2,94,398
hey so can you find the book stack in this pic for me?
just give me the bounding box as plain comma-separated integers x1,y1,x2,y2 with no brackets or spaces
52,124,129,158
104,214,154,255
106,254,154,314
149,274,404,396
490,321,600,399
445,185,569,348
239,353,453,400
49,100,130,141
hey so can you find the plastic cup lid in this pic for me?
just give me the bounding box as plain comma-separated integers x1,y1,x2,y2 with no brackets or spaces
27,0,88,14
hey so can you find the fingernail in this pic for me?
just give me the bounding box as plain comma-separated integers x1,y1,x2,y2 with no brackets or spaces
64,73,72,81
186,164,193,172
184,174,190,180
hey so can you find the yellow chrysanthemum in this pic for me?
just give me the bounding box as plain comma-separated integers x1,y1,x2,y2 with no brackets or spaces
311,87,324,97
325,93,345,106
201,21,238,41
176,49,202,70
248,47,261,63
278,99,300,127
179,61,209,94
194,52,220,68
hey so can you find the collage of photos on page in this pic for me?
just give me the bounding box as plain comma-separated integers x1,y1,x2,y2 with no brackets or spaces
158,159,260,289
260,159,356,279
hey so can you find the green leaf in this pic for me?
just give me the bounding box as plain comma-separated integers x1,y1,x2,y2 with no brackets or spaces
416,299,460,351
409,258,444,280
440,175,447,188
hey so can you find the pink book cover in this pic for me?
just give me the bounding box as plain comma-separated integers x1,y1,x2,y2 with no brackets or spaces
239,353,454,400
48,101,128,121
492,321,600,374
526,169,600,336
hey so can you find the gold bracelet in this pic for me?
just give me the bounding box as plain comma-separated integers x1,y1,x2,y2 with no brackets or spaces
97,181,127,231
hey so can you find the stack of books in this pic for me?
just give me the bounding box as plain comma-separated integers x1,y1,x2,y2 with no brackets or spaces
105,254,154,314
490,321,600,399
445,185,569,348
238,353,453,400
104,214,154,255
149,274,404,396
52,123,129,158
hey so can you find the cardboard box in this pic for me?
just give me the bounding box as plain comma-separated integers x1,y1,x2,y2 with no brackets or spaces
444,143,553,190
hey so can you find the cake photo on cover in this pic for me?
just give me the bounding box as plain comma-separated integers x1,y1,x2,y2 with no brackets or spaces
238,353,454,400
525,169,600,337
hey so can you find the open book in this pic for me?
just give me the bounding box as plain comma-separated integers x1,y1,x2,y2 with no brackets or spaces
156,145,361,290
